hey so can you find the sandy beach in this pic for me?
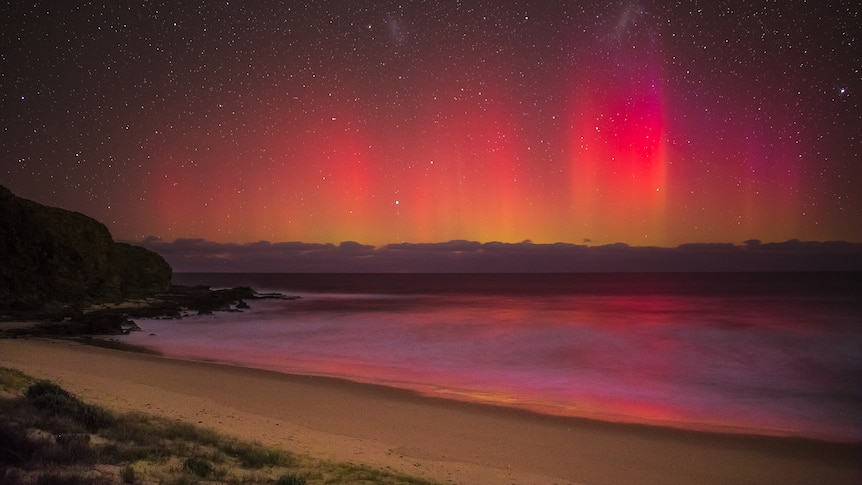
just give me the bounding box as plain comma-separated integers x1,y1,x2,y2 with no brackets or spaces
1,339,858,485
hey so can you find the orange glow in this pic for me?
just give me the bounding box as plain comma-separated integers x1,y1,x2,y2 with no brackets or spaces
133,10,847,248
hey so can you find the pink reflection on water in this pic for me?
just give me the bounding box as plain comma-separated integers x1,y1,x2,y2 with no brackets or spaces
124,292,862,442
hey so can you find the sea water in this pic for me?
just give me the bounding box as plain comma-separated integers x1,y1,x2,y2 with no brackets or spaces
122,273,862,442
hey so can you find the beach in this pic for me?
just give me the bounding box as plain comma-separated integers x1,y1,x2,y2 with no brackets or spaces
1,338,858,485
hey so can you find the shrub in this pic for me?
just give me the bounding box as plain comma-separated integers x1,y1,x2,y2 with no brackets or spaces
275,473,307,485
34,475,86,485
0,424,35,465
25,381,112,431
163,475,199,485
222,440,292,469
184,456,213,478
45,433,96,465
120,464,136,484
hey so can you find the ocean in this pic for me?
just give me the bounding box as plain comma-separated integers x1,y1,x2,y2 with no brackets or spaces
122,272,862,442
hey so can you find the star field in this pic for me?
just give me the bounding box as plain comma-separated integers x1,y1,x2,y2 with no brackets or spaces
2,1,860,247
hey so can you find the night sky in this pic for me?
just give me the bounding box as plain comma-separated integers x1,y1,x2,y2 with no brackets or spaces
2,1,860,248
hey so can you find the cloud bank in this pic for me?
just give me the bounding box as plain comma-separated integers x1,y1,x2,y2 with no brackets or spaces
132,237,862,273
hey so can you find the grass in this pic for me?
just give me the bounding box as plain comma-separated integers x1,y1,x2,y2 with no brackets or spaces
0,366,443,485
0,366,33,396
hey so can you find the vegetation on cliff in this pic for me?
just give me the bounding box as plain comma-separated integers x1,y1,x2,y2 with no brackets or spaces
1,186,296,335
0,186,171,316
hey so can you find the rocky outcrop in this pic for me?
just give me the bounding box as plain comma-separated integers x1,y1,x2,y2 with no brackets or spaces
114,242,173,297
0,186,171,316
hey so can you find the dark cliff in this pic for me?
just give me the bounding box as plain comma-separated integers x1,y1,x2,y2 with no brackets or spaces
0,186,171,314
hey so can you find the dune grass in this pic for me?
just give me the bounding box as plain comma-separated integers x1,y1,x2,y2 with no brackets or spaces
0,366,440,485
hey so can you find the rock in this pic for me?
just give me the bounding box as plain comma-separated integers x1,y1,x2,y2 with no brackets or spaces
0,187,298,333
114,242,172,297
59,312,139,335
0,185,171,316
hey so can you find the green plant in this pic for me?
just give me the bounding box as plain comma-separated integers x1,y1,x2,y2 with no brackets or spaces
275,473,307,485
2,370,444,485
31,473,111,485
210,465,229,481
184,456,213,478
0,423,35,466
164,475,199,485
223,440,292,469
47,433,96,465
0,366,34,394
25,381,112,431
120,464,136,484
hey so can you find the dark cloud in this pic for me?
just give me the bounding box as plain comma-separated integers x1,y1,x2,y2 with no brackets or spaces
131,238,862,273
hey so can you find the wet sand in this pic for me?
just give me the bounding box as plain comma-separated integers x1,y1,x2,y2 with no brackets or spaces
1,338,858,484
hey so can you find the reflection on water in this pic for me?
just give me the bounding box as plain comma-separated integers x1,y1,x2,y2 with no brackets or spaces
124,273,862,442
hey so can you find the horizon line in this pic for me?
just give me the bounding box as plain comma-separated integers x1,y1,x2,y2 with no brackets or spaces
132,236,862,249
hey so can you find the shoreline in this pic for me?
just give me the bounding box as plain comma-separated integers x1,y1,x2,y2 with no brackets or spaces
101,340,862,447
120,296,862,444
118,342,857,444
1,338,859,484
